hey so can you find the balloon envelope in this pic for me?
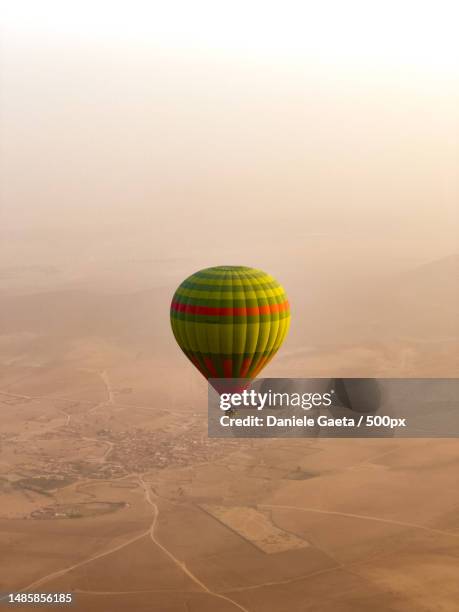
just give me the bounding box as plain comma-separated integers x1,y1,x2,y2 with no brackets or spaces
170,266,290,382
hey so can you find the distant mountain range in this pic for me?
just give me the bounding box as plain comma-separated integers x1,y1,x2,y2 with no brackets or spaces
1,255,457,363
368,254,458,340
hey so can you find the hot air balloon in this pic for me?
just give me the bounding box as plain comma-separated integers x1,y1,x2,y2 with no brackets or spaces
170,266,290,386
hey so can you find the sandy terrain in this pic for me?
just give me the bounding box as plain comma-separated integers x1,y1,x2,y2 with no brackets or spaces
0,356,458,611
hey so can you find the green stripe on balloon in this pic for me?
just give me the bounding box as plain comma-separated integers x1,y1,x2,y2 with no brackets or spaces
170,312,290,326
172,294,287,307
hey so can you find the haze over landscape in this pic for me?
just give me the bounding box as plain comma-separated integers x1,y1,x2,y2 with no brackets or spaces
1,2,458,610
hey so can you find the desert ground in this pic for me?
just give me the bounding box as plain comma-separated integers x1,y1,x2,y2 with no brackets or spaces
0,251,457,612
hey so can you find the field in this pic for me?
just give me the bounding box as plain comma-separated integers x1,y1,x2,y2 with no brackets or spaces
0,355,458,611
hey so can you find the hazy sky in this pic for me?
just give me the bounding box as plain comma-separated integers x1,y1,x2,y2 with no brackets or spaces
1,1,458,266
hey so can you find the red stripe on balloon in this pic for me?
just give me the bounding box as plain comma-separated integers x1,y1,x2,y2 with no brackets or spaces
203,356,218,377
171,301,289,316
239,357,252,377
223,359,233,377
